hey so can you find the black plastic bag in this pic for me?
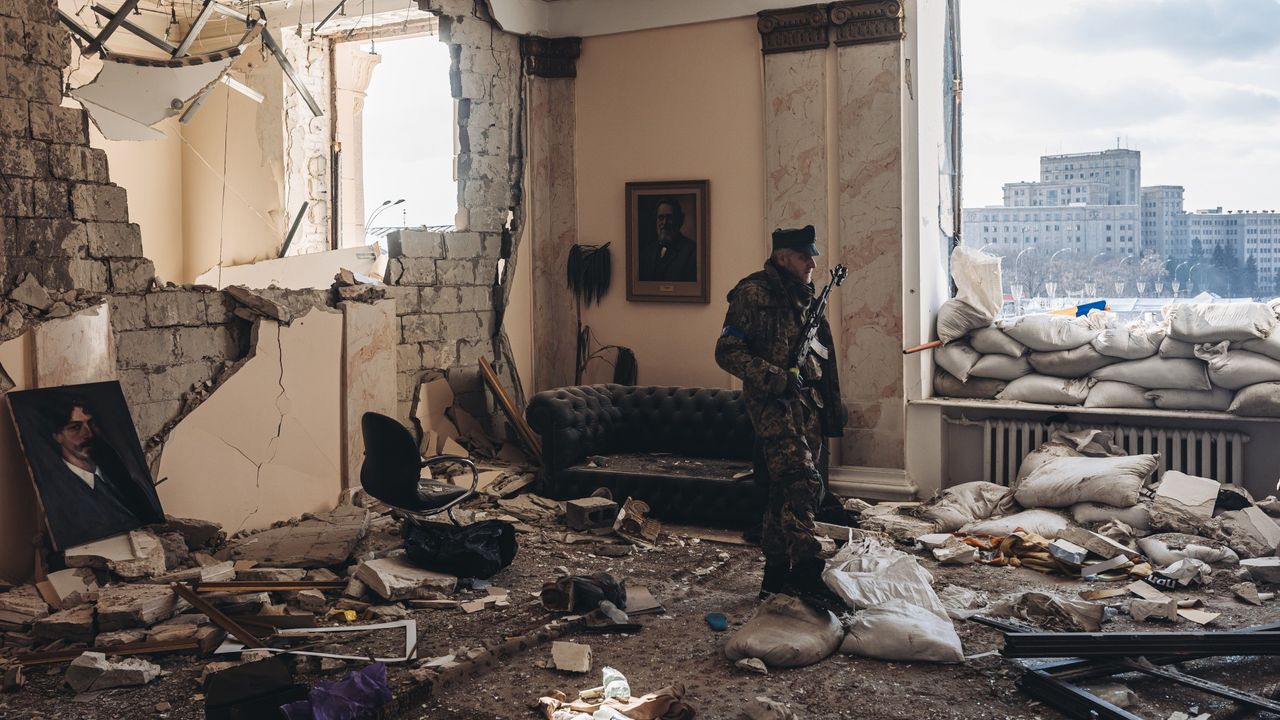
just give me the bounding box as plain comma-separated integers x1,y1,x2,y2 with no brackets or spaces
402,519,517,580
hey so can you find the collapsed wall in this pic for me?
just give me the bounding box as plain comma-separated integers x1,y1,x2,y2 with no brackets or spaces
0,0,527,440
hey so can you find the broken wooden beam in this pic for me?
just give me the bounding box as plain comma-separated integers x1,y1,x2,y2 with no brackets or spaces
170,584,265,650
16,638,200,666
193,580,346,593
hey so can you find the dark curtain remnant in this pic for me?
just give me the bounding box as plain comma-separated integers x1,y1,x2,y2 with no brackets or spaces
567,243,611,306
613,347,638,385
944,0,964,295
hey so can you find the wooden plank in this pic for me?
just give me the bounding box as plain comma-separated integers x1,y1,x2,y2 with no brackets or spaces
193,580,345,593
479,356,542,463
170,583,265,649
17,639,198,666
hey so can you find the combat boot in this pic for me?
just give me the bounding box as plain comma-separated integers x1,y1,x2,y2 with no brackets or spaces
759,560,791,600
785,557,846,614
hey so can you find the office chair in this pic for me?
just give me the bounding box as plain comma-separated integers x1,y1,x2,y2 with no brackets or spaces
360,412,479,526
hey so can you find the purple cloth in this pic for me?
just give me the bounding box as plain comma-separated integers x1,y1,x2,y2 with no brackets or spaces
281,663,392,720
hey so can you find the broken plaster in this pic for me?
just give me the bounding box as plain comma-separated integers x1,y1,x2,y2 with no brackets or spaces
154,308,342,533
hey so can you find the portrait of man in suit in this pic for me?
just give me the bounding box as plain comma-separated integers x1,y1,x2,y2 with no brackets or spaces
637,196,697,283
11,383,164,549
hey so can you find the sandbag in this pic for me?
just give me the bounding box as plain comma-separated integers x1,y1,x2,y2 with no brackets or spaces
989,591,1105,632
1240,333,1280,361
919,481,1018,533
935,342,981,383
1091,324,1165,360
932,369,1005,400
1137,533,1239,567
1028,345,1120,377
951,246,1003,321
1016,429,1126,487
1194,342,1280,390
1071,502,1153,532
997,315,1098,352
936,299,991,344
723,594,842,669
1159,337,1198,359
1228,382,1280,417
403,519,517,580
1015,454,1158,509
969,326,1027,357
839,600,964,664
822,539,948,619
1092,356,1210,390
969,354,1033,381
960,509,1072,539
1166,302,1276,343
1144,387,1234,411
996,375,1092,405
1084,381,1155,409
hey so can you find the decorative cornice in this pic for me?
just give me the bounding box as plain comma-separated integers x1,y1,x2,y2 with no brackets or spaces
757,4,829,55
829,0,904,46
520,36,582,78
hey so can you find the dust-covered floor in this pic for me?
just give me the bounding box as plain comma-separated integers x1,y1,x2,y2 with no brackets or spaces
2,509,1278,720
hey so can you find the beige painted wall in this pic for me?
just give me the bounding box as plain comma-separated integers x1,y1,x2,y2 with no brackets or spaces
182,54,288,283
508,227,535,395
88,119,185,283
0,334,37,583
576,18,766,389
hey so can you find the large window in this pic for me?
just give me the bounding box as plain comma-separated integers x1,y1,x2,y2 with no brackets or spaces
962,0,1280,313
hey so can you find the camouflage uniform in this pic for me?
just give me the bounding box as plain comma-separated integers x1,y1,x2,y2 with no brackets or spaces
715,260,844,568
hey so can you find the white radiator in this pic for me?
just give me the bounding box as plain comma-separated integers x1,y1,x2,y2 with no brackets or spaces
954,418,1249,487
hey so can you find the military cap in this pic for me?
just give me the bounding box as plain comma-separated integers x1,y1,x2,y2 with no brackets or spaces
771,225,820,256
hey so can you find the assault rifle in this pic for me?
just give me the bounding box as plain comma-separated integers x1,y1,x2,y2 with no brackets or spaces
787,264,848,388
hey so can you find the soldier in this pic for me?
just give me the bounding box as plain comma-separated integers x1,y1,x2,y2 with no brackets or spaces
715,225,846,606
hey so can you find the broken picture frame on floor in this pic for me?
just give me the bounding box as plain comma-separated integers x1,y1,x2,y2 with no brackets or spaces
8,381,163,550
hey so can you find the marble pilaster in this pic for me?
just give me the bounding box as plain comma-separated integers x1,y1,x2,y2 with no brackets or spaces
527,76,578,392
764,51,827,252
834,40,905,469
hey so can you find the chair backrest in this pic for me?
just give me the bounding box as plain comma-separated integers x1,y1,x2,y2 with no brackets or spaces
360,412,422,508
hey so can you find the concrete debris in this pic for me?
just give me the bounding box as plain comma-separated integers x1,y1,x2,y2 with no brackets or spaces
237,568,308,582
734,657,768,674
354,557,456,601
1231,582,1265,605
1258,496,1280,517
64,530,167,579
96,584,186,631
224,505,370,568
1152,471,1219,530
1240,557,1280,584
932,538,978,565
40,568,99,610
64,533,141,570
224,285,291,322
1176,608,1220,625
738,696,796,720
65,652,161,693
915,533,954,550
1,662,22,693
551,640,592,673
343,578,369,599
153,560,236,584
31,605,95,644
565,497,620,531
158,516,225,550
145,623,200,644
0,586,51,628
10,274,53,311
96,629,147,646
1056,527,1141,560
292,589,329,612
613,498,661,545
1129,598,1179,622
1210,506,1280,558
1048,539,1089,566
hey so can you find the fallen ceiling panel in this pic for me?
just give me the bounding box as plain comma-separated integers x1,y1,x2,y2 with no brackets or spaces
72,58,233,140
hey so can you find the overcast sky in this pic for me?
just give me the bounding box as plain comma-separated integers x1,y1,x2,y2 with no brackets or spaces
961,0,1280,211
362,35,456,228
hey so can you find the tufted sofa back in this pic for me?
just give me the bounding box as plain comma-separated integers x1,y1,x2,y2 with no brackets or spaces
526,385,755,471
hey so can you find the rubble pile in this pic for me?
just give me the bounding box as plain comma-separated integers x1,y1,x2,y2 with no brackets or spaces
933,299,1280,416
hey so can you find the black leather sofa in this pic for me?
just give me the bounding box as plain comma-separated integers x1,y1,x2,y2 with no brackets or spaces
525,385,760,527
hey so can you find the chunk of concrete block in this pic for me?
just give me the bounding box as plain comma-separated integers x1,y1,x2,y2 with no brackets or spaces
31,604,95,644
96,584,185,630
1152,471,1219,529
550,641,591,673
933,539,977,565
145,623,199,644
0,586,50,627
225,285,291,322
65,530,167,579
1056,527,1141,560
1129,598,1179,622
158,516,224,550
64,652,160,693
95,629,146,646
564,497,620,531
354,557,456,601
10,274,52,311
1231,582,1264,606
42,568,98,609
292,590,329,613
236,568,308,582
63,533,137,569
1214,507,1280,558
224,505,370,569
1240,557,1280,584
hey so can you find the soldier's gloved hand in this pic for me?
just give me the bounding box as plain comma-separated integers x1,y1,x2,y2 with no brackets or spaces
764,366,790,396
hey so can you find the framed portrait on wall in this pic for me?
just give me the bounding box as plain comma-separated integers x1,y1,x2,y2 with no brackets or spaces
625,180,710,303
8,381,164,550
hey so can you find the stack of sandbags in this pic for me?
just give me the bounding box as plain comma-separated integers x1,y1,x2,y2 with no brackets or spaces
932,301,1280,416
